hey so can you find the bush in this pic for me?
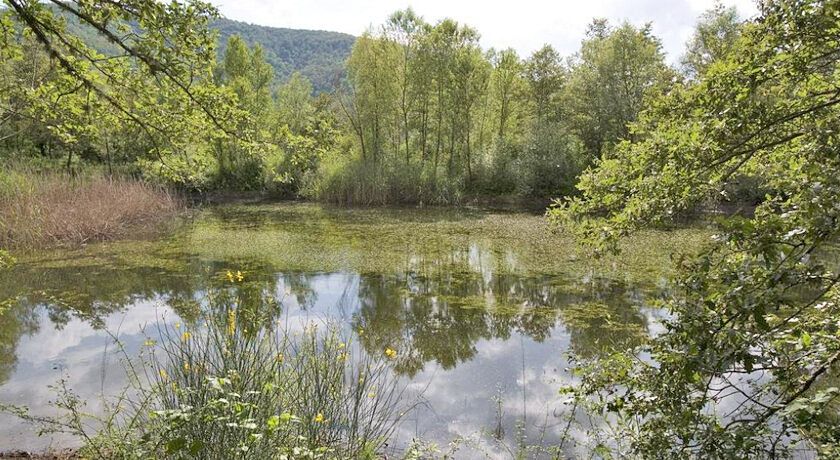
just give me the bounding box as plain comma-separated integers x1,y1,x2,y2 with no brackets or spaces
514,124,585,198
474,139,519,195
138,147,220,193
264,129,326,197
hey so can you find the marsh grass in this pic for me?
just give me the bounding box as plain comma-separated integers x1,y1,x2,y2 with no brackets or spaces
4,285,409,459
302,157,464,206
0,168,181,249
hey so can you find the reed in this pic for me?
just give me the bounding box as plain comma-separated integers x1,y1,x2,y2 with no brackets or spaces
0,169,181,249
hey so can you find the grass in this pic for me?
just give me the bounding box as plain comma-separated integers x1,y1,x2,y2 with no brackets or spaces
0,168,182,249
3,281,409,459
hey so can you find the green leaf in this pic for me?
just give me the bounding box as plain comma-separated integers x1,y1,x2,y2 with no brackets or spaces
801,331,812,349
165,437,187,454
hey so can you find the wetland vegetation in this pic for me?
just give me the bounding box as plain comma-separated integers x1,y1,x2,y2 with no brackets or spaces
1,0,839,458
0,203,708,458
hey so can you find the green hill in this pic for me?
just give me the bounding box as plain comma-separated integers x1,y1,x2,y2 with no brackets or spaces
49,6,354,94
212,18,355,93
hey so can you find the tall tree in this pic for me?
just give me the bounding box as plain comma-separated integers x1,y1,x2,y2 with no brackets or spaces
524,45,565,124
275,72,314,136
563,20,672,158
489,48,524,141
384,8,425,164
682,3,743,79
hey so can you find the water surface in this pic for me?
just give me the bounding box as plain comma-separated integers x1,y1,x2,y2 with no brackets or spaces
0,203,708,457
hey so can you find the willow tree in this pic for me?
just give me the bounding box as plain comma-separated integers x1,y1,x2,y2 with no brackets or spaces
553,0,840,457
489,48,526,142
345,32,401,163
524,44,565,124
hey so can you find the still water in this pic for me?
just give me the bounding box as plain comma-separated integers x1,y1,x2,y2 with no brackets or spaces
0,203,707,457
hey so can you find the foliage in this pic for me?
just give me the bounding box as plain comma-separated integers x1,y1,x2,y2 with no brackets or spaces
0,249,14,270
0,0,258,190
551,0,840,457
323,11,658,204
0,4,686,203
562,19,674,159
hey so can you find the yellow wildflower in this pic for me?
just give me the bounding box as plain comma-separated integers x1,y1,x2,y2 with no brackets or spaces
159,369,168,380
226,270,235,282
181,331,192,342
227,310,236,337
236,270,244,282
313,413,325,423
384,348,397,359
143,339,156,347
175,322,181,330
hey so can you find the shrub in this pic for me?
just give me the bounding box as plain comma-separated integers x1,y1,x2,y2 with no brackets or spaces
513,124,586,198
264,129,326,197
138,147,219,193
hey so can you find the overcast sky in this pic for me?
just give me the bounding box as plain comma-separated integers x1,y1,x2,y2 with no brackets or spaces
212,0,759,63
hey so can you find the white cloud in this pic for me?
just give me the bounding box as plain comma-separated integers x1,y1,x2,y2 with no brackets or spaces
211,0,760,63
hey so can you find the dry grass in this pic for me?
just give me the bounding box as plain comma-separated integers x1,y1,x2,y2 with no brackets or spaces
0,171,182,248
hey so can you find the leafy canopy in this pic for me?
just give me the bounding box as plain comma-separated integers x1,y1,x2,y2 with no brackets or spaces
551,0,840,457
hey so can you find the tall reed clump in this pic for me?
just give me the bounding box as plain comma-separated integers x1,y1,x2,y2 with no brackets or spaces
302,155,464,206
0,169,182,248
6,280,409,459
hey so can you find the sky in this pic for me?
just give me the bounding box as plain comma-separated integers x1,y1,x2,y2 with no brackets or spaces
212,0,759,63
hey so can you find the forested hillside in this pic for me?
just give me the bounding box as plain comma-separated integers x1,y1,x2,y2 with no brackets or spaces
56,7,354,92
212,18,354,93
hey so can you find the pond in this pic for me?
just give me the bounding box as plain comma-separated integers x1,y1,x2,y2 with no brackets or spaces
0,202,709,457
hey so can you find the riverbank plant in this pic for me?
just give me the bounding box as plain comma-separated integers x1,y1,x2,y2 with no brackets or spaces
0,168,182,249
4,279,407,459
551,1,840,457
0,249,13,269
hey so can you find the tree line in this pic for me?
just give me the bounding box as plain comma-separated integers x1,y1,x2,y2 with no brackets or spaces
0,2,741,205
